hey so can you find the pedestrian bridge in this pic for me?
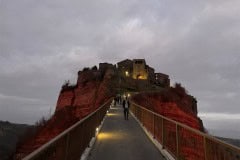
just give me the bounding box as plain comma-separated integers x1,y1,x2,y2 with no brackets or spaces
23,98,240,160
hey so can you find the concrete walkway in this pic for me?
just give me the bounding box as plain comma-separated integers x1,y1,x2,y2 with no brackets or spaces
87,104,166,160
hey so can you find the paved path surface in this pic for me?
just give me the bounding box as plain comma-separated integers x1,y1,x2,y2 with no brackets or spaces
87,104,166,160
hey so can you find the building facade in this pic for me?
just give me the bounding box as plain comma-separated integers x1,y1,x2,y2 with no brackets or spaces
155,73,170,87
116,58,170,86
117,59,133,77
132,59,148,80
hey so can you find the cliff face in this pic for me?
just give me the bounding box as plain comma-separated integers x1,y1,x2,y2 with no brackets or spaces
132,84,203,131
131,85,204,160
15,68,115,159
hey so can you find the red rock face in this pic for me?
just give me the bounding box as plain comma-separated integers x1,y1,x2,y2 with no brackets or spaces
132,90,205,160
56,90,75,111
132,91,203,130
15,69,114,159
15,106,79,158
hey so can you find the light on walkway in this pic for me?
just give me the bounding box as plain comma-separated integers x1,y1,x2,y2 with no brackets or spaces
107,113,118,116
97,132,122,140
95,127,100,137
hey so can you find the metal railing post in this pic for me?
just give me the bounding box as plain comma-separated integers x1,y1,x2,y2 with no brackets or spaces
153,114,155,138
176,124,179,160
162,118,164,149
64,133,70,160
204,136,207,160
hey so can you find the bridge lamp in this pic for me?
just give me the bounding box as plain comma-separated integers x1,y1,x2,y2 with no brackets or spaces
125,71,129,77
96,127,99,134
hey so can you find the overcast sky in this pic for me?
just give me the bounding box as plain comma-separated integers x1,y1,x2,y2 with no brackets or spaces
1,0,240,138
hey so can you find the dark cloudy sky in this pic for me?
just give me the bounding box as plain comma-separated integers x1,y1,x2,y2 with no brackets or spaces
1,0,240,138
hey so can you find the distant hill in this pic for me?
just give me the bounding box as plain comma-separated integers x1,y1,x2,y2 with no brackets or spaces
0,121,33,160
217,137,240,148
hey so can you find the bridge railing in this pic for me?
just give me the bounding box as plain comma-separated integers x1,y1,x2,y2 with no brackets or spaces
22,98,113,160
130,101,240,160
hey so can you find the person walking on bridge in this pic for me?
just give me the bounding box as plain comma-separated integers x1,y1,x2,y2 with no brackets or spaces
122,99,130,120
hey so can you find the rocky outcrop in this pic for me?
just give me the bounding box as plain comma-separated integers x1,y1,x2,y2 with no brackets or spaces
131,84,203,131
56,89,75,111
131,84,204,160
15,68,115,159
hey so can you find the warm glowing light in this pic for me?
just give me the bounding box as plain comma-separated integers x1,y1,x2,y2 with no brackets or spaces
107,110,109,113
97,132,123,140
107,113,118,116
127,93,131,97
125,71,129,77
95,127,100,137
138,76,144,79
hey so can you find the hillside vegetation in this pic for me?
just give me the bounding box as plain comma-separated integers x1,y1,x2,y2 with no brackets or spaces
0,121,32,160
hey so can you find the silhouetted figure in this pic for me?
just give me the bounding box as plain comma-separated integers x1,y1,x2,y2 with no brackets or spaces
114,97,117,106
119,96,122,105
122,99,130,120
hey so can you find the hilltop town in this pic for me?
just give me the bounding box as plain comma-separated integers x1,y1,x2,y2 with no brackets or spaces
15,58,202,159
100,59,170,87
62,58,170,92
57,58,171,113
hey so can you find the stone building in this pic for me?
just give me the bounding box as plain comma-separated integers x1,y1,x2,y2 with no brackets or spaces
117,59,133,77
99,63,116,74
147,65,155,83
155,73,170,87
116,58,170,87
132,59,148,80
